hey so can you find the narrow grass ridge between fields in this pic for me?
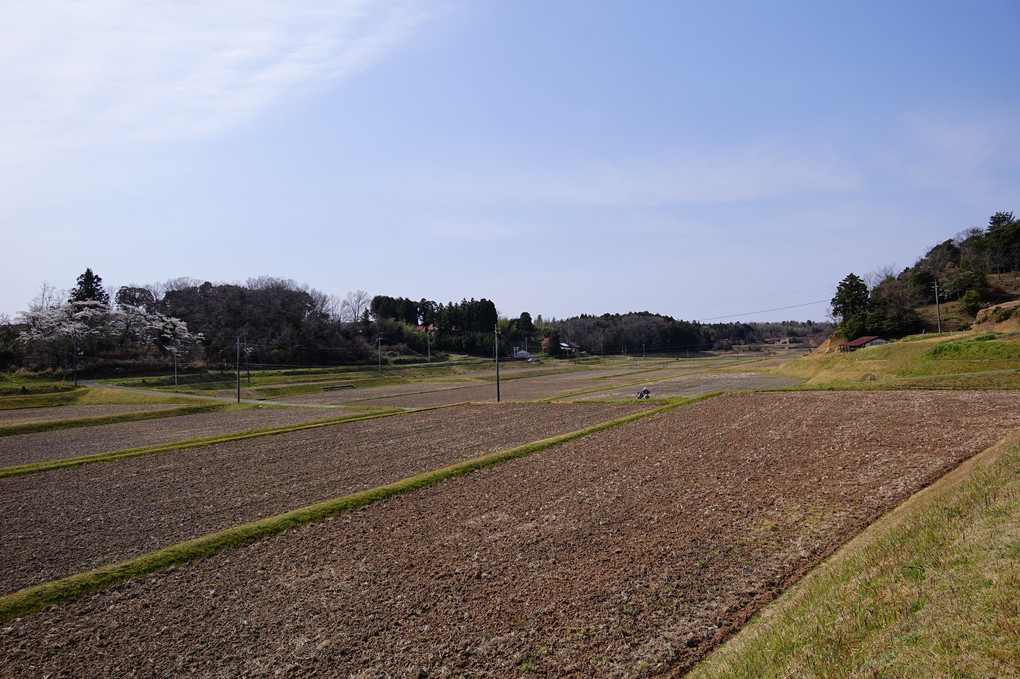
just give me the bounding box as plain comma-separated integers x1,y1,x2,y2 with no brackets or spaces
0,398,697,622
0,409,405,478
0,402,237,437
688,429,1020,678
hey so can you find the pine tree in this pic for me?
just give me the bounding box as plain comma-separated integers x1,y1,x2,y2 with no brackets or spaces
68,268,111,306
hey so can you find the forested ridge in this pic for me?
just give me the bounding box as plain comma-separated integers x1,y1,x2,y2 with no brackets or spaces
3,210,1014,372
831,211,1020,339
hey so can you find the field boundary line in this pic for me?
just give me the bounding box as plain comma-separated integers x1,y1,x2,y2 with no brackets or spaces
0,398,701,622
0,402,234,437
0,409,406,478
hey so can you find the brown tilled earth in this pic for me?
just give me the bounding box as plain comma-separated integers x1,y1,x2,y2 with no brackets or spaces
2,391,1019,677
0,404,179,426
576,373,803,400
0,402,653,594
274,369,661,407
347,373,658,408
0,406,347,467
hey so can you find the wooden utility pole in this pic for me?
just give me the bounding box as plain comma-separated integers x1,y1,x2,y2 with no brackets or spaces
235,337,241,403
934,279,943,334
494,325,501,403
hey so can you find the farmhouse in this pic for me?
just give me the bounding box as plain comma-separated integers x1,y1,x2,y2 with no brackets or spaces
540,338,583,354
838,336,887,352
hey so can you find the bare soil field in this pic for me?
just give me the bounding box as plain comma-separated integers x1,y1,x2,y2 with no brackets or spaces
0,404,179,426
349,373,660,408
577,373,804,400
2,391,1019,677
274,381,480,406
0,406,346,467
0,402,652,594
275,368,659,407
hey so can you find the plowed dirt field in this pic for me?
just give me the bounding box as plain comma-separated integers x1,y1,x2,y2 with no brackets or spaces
275,370,666,407
576,372,803,400
0,404,179,426
0,402,653,594
3,391,1019,677
0,406,345,467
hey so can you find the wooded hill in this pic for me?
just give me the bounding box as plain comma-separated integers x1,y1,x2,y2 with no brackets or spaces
832,211,1020,339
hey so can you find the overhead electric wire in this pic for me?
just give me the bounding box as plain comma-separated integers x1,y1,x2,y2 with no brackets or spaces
694,299,831,322
674,284,834,313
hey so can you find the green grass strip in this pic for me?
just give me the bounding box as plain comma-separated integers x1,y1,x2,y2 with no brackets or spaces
0,389,88,410
0,399,690,622
0,409,405,478
0,402,233,437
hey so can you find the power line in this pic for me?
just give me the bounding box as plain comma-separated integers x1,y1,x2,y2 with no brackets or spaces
675,285,834,313
694,299,831,322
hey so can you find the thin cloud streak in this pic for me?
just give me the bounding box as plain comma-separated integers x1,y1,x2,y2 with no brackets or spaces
0,1,440,192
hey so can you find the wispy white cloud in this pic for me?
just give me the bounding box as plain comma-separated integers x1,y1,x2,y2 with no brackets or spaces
0,0,440,199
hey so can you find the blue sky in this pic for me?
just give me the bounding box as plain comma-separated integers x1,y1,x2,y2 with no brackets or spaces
2,1,1017,323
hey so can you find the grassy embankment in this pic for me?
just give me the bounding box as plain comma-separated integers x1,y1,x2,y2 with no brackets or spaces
773,331,1020,389
690,430,1020,678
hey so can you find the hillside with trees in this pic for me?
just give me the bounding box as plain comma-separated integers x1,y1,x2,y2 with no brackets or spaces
832,211,1019,339
9,209,1016,375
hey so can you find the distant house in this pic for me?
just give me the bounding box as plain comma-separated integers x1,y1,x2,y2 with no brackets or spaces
838,336,886,352
540,338,583,354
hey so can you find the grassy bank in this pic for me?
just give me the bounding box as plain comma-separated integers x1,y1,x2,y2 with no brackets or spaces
774,332,1020,388
689,431,1020,678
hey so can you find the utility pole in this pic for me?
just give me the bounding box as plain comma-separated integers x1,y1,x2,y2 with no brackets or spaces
494,324,501,403
71,330,78,387
235,337,241,403
377,337,383,372
426,330,431,363
933,279,943,334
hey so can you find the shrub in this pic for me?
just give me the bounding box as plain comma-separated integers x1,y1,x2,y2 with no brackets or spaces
961,290,981,316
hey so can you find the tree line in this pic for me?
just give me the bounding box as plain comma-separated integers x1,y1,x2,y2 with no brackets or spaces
5,270,833,374
831,210,1019,339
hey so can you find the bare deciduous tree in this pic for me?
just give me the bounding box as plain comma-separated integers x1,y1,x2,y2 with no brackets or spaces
30,282,65,311
865,264,897,290
340,289,371,324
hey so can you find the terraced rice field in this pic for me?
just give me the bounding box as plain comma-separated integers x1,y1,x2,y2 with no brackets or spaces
3,390,1019,676
576,373,804,400
0,406,346,467
0,404,180,426
0,402,653,594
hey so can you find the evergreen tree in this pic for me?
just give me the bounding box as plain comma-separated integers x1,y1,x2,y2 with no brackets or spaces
831,273,870,338
68,268,111,306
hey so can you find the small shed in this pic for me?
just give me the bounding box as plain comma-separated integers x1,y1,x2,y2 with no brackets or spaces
838,336,886,352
